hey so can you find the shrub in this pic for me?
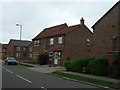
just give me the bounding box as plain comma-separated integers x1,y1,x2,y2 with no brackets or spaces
38,54,48,65
90,57,108,76
83,63,91,74
64,61,75,71
74,57,92,73
110,54,120,79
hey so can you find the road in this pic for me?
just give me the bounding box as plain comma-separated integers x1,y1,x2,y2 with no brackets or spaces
1,61,100,89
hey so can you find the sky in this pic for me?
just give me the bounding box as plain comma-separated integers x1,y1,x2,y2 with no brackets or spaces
0,0,119,44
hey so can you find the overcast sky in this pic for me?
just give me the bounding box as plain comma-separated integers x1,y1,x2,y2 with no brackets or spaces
0,0,119,44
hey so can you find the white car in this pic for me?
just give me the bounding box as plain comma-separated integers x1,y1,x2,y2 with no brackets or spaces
5,57,18,65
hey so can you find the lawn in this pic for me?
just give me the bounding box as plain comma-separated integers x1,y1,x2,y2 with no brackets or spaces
52,71,120,89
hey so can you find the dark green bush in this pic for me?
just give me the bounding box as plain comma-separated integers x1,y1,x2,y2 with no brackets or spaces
90,57,108,76
64,61,75,71
38,54,48,65
74,57,92,73
110,54,120,79
83,63,91,74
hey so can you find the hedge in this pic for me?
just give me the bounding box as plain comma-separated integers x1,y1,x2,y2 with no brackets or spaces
74,57,92,73
90,57,108,76
110,54,120,79
64,61,75,71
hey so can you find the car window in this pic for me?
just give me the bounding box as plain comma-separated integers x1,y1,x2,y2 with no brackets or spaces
7,58,16,60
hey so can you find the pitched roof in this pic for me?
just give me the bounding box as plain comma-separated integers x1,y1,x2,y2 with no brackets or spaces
2,44,8,49
9,39,31,46
33,23,68,40
33,23,80,40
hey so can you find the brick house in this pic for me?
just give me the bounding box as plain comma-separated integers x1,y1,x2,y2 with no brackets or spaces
7,39,31,61
32,23,68,65
27,42,34,61
1,44,8,60
91,1,120,60
32,18,92,66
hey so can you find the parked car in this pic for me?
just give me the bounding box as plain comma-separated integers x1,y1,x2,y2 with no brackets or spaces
5,57,18,65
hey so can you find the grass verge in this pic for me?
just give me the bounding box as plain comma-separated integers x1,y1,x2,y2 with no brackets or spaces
52,71,120,89
18,63,34,67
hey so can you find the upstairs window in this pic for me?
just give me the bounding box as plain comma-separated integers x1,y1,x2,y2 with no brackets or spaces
37,40,40,46
50,37,54,45
34,40,37,46
86,38,90,46
16,47,20,51
23,47,26,51
30,47,32,51
58,36,63,44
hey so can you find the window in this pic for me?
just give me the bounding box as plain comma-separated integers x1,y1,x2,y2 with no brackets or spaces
16,47,20,51
86,38,90,46
34,52,36,58
34,40,37,46
37,40,40,46
50,37,54,45
16,53,21,58
29,47,32,51
29,54,32,58
23,47,26,51
58,36,63,44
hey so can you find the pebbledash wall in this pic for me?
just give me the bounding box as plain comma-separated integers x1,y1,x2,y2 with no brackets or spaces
91,1,120,59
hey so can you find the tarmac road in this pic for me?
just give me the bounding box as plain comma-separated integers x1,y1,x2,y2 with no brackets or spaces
1,61,100,89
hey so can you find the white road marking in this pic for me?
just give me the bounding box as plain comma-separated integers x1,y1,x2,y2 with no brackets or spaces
6,69,13,74
16,75,32,83
41,87,48,90
2,67,5,69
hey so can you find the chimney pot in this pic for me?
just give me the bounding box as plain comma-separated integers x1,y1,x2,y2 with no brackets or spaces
80,17,84,25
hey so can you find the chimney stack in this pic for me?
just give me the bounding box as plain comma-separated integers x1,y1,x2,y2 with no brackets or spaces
80,17,84,25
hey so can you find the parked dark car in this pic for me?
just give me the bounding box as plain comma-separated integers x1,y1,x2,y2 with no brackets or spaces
5,57,18,65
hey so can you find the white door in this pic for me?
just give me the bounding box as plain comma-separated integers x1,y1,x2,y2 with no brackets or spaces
54,52,59,65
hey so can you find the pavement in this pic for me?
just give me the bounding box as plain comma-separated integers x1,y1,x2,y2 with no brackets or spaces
23,63,66,73
23,63,119,84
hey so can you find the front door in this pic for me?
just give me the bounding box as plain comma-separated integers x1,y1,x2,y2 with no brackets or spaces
54,52,59,65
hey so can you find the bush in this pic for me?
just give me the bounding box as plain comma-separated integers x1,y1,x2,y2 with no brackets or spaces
74,57,92,73
83,63,91,74
110,54,120,79
90,57,108,76
64,61,75,71
38,54,48,65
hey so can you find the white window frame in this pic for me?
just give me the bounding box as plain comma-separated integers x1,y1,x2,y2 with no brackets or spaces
23,47,26,51
34,40,37,46
58,36,63,44
16,47,20,51
30,47,32,51
50,37,54,45
29,54,32,58
16,53,21,58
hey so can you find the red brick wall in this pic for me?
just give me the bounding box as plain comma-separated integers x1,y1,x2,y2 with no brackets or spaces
91,3,120,58
62,25,93,65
